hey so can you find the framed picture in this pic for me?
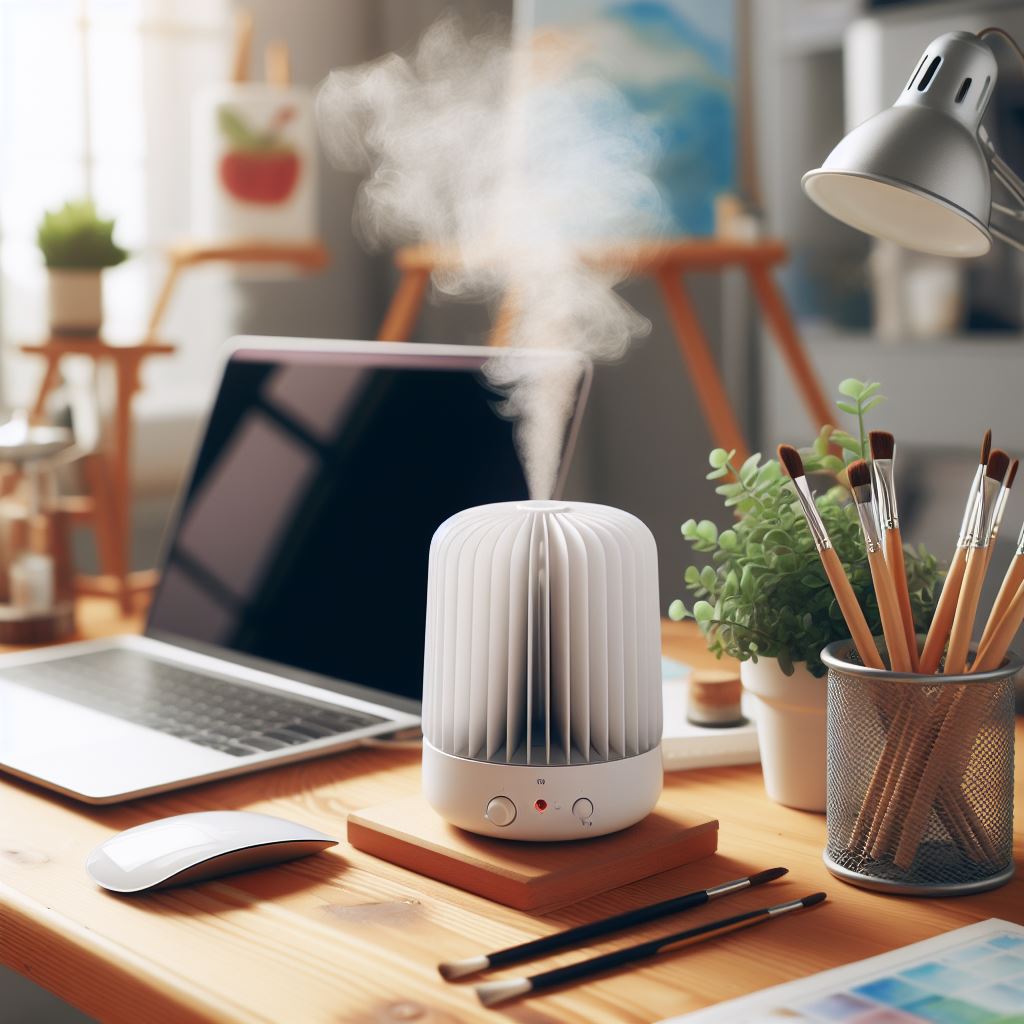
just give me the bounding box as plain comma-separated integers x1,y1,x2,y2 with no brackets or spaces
515,0,739,237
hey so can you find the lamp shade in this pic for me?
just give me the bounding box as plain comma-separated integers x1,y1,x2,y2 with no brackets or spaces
803,31,998,258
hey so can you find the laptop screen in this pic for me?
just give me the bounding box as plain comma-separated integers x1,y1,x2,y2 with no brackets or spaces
146,344,586,705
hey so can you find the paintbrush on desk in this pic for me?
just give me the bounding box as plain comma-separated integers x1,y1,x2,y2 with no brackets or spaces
475,892,827,1007
944,449,1008,674
848,459,912,672
869,431,919,670
439,867,788,980
920,430,991,673
778,445,883,670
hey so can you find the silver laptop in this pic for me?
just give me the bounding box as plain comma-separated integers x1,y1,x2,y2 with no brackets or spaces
0,339,590,803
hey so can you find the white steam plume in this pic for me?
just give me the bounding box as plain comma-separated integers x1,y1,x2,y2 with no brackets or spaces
317,14,665,499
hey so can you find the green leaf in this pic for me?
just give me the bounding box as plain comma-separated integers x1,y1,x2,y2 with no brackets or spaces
692,600,714,623
838,378,865,399
668,599,687,621
739,453,761,477
836,401,858,415
861,396,884,412
695,520,718,544
700,565,717,591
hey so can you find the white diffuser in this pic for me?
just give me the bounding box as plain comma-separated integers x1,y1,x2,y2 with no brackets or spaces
422,500,663,840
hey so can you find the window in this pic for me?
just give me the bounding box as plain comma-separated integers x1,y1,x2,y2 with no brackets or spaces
0,0,232,413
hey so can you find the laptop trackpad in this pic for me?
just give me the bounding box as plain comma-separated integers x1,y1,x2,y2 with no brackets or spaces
0,683,225,799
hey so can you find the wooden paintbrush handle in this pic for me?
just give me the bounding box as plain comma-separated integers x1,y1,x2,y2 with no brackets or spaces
886,527,920,671
944,548,987,674
819,547,883,669
892,683,1000,869
854,695,913,852
868,549,912,673
978,554,1024,655
973,577,1024,672
919,547,968,674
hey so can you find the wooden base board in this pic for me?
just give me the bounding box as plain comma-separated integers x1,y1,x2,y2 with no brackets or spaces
348,795,718,913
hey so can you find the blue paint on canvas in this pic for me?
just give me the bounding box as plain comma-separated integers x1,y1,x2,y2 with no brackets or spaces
528,0,737,236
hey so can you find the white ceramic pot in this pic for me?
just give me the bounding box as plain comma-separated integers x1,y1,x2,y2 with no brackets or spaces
48,269,102,335
740,657,827,812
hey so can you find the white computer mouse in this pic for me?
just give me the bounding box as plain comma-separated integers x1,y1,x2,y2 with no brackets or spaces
86,811,338,894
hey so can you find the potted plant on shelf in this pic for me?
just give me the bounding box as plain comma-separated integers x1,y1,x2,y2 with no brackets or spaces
37,200,128,336
669,379,942,812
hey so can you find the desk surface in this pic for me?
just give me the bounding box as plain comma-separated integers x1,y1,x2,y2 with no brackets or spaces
1,605,1021,1024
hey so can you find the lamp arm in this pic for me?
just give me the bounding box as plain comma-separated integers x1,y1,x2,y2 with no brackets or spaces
989,222,1024,254
978,128,1024,252
977,28,1024,245
981,128,1024,207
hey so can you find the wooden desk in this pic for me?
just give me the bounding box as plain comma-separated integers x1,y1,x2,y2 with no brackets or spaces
1,611,1021,1024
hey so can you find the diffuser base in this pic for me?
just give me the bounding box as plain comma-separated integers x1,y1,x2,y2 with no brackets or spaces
348,792,716,911
422,740,663,841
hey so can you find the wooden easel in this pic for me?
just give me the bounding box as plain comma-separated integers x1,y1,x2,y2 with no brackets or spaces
145,239,329,341
378,238,834,462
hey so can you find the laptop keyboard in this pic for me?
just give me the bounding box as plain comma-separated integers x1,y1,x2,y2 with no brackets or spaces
0,649,387,757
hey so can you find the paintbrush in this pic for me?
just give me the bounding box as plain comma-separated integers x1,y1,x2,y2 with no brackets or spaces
475,893,827,1007
438,867,788,980
979,521,1024,658
869,431,919,670
944,449,1008,674
987,458,1017,558
972,573,1024,672
848,460,912,672
919,430,992,673
778,446,883,670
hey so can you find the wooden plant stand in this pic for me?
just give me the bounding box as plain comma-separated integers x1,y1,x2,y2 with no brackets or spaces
377,238,834,462
21,338,175,613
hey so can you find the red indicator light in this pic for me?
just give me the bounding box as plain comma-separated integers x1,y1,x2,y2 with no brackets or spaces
534,799,548,812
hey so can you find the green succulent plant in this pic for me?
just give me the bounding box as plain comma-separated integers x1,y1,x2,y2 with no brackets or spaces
669,379,944,677
37,200,128,270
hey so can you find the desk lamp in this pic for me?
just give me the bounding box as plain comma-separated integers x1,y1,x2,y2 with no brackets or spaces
803,29,1024,258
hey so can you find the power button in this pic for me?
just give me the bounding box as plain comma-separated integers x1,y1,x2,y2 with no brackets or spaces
572,798,594,821
485,796,517,827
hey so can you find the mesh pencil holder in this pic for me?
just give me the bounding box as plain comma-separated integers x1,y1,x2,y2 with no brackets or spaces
821,641,1018,896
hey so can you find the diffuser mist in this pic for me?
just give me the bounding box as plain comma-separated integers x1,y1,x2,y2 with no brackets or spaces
421,500,663,841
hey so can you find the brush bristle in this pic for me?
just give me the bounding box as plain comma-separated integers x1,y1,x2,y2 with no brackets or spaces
475,978,532,1007
802,892,828,907
749,867,788,886
847,459,872,490
1007,459,1019,489
778,444,804,480
981,429,992,465
987,449,1010,482
439,955,490,981
869,430,895,461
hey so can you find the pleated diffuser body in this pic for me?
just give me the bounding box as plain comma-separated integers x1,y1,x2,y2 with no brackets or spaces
421,500,663,840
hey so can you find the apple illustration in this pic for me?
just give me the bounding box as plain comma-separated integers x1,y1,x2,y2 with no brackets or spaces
217,106,301,205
